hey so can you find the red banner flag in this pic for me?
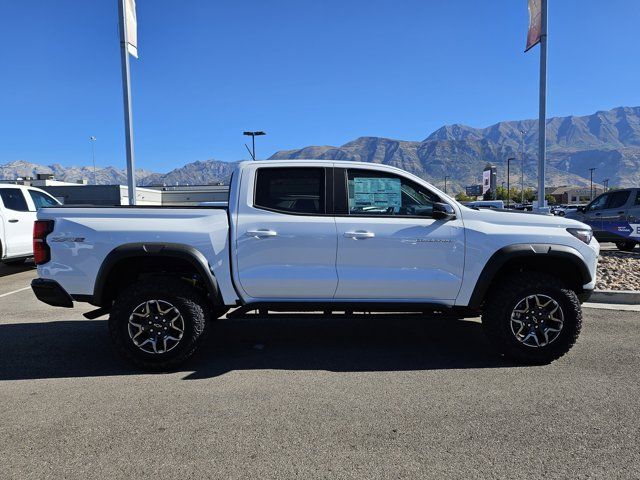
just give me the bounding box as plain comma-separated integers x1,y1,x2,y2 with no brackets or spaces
525,0,542,52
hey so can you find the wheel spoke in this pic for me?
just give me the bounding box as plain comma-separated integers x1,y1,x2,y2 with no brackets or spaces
128,299,185,355
510,294,564,348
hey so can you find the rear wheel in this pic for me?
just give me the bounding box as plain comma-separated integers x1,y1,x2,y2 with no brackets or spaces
615,241,637,252
108,278,209,370
482,272,582,364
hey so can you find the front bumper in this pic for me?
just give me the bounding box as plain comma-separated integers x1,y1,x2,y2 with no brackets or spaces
31,279,74,308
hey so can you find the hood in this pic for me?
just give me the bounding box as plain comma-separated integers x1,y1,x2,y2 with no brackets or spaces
460,206,590,229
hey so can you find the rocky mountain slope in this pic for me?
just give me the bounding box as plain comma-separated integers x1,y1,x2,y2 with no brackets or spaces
2,107,639,192
270,106,640,192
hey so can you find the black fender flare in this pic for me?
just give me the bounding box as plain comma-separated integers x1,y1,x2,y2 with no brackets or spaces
93,243,222,307
467,244,592,309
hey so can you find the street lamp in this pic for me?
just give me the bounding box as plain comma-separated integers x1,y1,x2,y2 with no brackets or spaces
519,129,526,204
506,157,515,208
243,131,266,160
444,175,450,194
89,136,97,185
588,167,597,200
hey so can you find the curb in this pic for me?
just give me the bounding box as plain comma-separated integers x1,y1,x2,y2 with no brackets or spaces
590,290,640,305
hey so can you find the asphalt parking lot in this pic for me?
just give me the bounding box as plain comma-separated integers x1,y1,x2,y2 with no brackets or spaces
0,263,639,479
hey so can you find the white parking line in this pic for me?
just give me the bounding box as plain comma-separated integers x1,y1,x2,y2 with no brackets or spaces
0,286,31,298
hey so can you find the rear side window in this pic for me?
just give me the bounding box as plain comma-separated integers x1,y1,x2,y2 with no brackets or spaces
0,188,29,212
606,190,630,209
28,190,59,209
634,190,640,206
254,167,325,214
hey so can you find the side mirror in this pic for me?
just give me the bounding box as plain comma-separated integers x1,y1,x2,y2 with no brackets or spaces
578,206,586,213
432,202,456,220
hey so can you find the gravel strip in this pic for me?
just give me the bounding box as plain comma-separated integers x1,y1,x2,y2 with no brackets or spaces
596,247,640,291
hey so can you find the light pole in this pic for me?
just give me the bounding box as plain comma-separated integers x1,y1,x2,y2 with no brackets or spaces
589,167,596,200
243,131,266,160
89,136,97,185
519,129,526,204
602,178,609,192
444,175,450,194
507,157,515,208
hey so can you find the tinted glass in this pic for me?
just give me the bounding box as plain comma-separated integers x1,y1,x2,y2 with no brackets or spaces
606,190,630,209
254,167,324,214
347,169,439,217
29,190,59,209
0,188,29,212
635,190,640,206
587,194,609,211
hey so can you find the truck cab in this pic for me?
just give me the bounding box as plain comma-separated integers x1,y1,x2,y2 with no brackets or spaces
0,184,60,264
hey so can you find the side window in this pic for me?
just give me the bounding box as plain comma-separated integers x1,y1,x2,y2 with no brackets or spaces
0,188,29,212
254,167,325,215
587,194,609,211
28,190,60,210
346,169,440,217
635,190,640,206
605,190,630,210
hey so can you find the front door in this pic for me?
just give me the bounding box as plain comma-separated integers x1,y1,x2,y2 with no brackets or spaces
235,166,338,299
0,188,34,257
582,192,610,235
333,168,464,301
598,190,631,240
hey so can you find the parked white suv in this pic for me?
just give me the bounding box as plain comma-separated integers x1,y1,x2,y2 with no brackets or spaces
0,185,60,265
31,161,599,369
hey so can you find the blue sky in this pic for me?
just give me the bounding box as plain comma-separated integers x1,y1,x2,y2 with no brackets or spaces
1,0,638,173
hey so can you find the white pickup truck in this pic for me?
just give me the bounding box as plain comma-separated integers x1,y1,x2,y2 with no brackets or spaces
0,184,60,265
31,160,599,370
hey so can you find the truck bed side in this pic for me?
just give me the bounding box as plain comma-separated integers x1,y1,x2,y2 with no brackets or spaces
36,207,239,305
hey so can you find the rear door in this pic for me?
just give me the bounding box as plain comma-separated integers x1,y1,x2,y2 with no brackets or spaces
0,188,33,257
333,167,465,301
234,165,338,299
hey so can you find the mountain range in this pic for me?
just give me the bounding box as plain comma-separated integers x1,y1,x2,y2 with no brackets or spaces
2,106,639,193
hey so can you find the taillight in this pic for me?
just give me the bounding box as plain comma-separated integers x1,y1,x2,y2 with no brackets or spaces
33,220,54,265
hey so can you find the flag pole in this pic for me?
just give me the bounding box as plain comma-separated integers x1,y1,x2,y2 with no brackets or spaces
536,0,548,212
118,0,137,205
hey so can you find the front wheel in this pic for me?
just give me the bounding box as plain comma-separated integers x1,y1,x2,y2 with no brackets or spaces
615,241,637,252
108,278,209,370
482,272,582,364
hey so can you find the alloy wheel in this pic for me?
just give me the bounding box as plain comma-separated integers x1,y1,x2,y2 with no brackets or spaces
128,300,185,354
510,294,564,348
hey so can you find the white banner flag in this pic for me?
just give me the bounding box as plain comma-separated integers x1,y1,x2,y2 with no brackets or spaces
525,0,542,52
125,0,138,58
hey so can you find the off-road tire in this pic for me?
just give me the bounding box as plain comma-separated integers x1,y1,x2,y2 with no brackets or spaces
109,278,208,370
615,241,637,252
482,272,582,365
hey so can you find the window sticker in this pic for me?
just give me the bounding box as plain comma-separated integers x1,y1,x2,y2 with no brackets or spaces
352,177,402,212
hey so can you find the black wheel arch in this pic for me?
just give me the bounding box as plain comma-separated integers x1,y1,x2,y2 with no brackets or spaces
92,243,222,308
468,244,592,309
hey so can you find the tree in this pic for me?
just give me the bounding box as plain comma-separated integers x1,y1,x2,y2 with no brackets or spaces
455,192,472,202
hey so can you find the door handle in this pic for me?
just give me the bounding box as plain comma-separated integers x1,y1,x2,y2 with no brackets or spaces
344,230,375,239
246,229,278,238
8,219,19,223
595,213,601,216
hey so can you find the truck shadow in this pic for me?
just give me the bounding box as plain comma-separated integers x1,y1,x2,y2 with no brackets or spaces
0,314,517,381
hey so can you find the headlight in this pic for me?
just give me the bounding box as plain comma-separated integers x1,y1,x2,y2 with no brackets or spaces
567,227,592,244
